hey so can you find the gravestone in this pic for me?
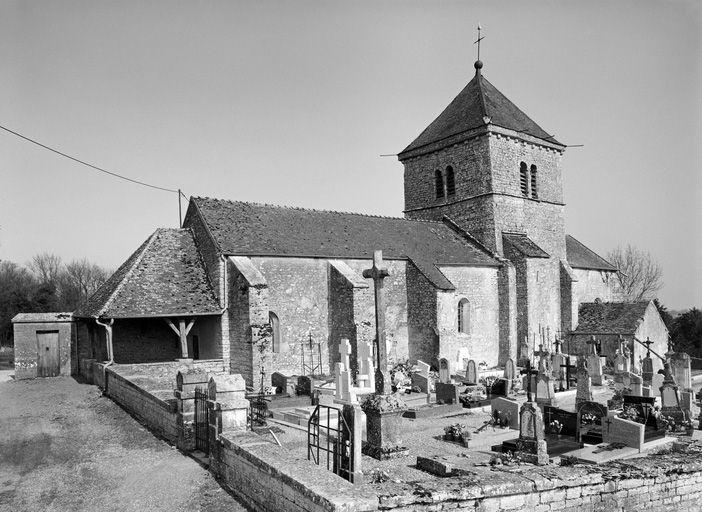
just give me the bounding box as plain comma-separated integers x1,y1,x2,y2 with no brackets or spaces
586,336,604,386
602,415,645,450
534,344,552,377
535,360,556,407
491,397,519,429
465,359,477,385
515,401,548,465
659,362,687,424
438,358,451,384
670,352,692,391
628,373,643,396
504,358,516,380
575,358,593,408
518,336,531,367
551,352,567,391
577,401,608,445
489,377,509,397
411,360,431,394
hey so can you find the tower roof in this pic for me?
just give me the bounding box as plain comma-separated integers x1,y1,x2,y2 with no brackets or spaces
399,61,563,158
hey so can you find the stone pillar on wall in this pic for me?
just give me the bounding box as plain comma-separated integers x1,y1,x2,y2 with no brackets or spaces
497,259,517,364
174,369,209,452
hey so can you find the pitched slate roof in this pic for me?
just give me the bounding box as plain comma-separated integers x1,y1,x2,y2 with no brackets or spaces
399,63,562,158
502,233,549,258
74,228,221,319
191,197,500,290
574,301,651,334
566,235,618,272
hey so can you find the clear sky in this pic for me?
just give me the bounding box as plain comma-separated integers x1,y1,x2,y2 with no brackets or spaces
1,0,700,309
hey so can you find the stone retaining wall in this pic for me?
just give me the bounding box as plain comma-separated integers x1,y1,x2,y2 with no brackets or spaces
211,431,377,512
104,366,179,443
375,445,702,511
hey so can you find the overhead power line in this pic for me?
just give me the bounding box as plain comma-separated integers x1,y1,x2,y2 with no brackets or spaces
0,123,179,193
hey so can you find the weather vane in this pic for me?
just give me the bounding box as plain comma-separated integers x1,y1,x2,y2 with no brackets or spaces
474,23,485,61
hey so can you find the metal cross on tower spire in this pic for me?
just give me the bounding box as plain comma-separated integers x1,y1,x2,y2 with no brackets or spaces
474,23,485,61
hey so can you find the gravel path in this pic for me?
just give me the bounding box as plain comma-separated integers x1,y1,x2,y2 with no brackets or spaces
0,377,251,512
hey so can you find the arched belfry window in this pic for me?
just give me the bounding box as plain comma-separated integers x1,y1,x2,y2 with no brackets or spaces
530,165,538,199
435,169,445,199
519,162,529,197
269,312,281,353
446,166,456,196
457,298,471,334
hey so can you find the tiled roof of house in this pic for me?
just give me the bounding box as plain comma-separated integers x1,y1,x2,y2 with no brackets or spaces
399,63,562,157
566,235,618,272
74,228,221,319
502,233,549,258
191,197,501,290
574,301,651,334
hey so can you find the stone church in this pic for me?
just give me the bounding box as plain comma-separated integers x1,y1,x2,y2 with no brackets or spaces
74,59,665,386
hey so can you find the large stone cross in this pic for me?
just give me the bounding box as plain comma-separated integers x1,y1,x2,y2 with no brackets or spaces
586,335,599,355
363,250,392,395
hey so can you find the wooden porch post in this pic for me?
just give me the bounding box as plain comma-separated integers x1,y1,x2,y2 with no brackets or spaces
164,318,196,360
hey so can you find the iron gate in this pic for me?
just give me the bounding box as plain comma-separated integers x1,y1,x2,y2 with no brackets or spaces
194,387,209,454
307,405,354,482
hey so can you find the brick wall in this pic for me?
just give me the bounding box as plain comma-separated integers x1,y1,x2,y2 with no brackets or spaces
12,320,74,379
104,366,179,443
436,266,500,369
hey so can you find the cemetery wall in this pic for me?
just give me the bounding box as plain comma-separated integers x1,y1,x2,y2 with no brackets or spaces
103,366,179,443
407,262,439,366
376,450,702,511
213,430,377,512
437,266,500,368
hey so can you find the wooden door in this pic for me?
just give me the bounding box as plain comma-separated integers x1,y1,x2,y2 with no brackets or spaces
37,331,60,377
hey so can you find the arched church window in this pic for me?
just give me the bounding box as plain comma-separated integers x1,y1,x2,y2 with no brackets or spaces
435,170,445,199
530,165,538,199
457,298,471,334
519,162,529,196
269,312,281,353
446,166,456,196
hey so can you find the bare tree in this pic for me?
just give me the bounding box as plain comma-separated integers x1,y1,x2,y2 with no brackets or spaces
28,253,63,284
63,259,109,309
607,245,663,302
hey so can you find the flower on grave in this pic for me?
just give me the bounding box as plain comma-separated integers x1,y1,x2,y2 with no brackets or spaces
581,413,598,425
619,405,644,424
548,419,563,435
444,423,471,442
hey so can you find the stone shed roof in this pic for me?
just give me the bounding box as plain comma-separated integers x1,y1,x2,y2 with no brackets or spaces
399,62,562,158
190,197,501,290
566,235,618,272
12,312,73,323
74,228,221,319
573,301,651,334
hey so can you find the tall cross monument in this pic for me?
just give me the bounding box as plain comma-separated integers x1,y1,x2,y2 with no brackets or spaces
363,250,392,395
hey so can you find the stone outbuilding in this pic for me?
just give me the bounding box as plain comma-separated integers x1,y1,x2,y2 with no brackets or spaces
11,312,75,379
568,300,668,373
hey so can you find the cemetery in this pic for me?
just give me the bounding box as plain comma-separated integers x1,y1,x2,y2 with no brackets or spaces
66,249,702,511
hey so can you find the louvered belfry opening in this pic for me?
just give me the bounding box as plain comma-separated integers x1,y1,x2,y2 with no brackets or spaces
520,162,529,196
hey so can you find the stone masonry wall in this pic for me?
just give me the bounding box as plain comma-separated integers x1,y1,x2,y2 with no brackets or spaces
525,258,562,344
406,262,439,367
375,449,702,511
436,266,500,370
104,366,179,443
12,320,74,379
183,202,223,304
569,268,619,330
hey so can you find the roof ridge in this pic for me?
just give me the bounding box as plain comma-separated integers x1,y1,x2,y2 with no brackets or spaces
192,196,447,224
98,229,161,317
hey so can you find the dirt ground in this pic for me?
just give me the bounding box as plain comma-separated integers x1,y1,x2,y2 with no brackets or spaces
0,376,251,512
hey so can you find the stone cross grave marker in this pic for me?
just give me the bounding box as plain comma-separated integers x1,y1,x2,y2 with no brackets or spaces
560,356,577,391
659,361,686,423
438,358,451,384
575,357,593,408
465,359,477,385
356,338,375,391
641,337,655,385
520,360,539,402
362,250,391,395
534,344,551,376
552,351,567,390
